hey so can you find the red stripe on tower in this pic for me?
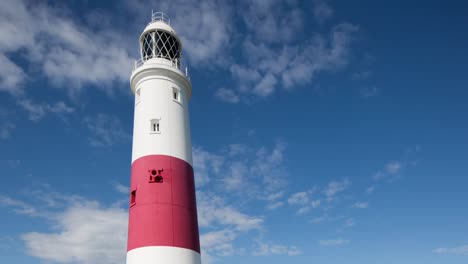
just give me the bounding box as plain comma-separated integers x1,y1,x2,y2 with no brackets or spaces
127,155,200,252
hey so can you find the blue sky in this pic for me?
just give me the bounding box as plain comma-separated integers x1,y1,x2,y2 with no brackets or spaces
1,0,467,263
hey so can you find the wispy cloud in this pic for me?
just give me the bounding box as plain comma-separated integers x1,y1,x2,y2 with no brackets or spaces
287,190,320,214
433,245,468,255
352,202,369,209
0,0,133,96
313,0,334,24
22,200,127,264
0,54,26,95
319,238,350,246
17,99,74,122
218,21,359,102
215,88,240,104
288,192,310,205
370,159,409,186
1,0,360,104
191,141,297,261
197,192,263,231
194,141,289,206
112,182,128,194
252,241,301,256
0,196,38,216
311,214,329,224
83,113,131,147
192,146,224,187
201,230,237,257
324,178,351,198
0,122,15,140
366,185,376,194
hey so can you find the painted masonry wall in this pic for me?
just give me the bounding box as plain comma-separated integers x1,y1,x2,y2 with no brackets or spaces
127,68,201,264
132,76,192,164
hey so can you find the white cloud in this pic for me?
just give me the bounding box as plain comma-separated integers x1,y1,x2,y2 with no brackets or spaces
225,19,358,102
1,0,360,105
297,206,311,215
22,201,127,264
0,54,26,95
113,182,128,194
324,178,351,198
3,156,294,264
17,99,74,121
352,202,369,209
288,192,309,205
252,241,301,256
193,146,224,187
0,196,38,216
253,73,276,97
195,141,289,204
311,199,321,208
266,191,285,202
83,114,131,147
313,0,334,24
433,245,468,255
0,122,15,140
2,187,263,264
373,161,403,181
241,1,303,44
319,238,350,246
252,142,288,197
386,161,402,174
197,192,263,231
201,230,237,257
0,0,133,95
215,88,240,104
266,201,284,210
366,185,376,194
311,215,328,224
223,162,248,190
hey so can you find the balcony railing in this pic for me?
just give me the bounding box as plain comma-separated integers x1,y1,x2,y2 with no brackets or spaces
133,56,190,79
149,11,171,26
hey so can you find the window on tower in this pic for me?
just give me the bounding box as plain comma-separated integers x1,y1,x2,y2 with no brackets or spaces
150,119,160,133
173,87,180,102
130,190,136,206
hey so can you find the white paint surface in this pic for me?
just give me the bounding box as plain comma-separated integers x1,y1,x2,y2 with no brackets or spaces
127,246,201,264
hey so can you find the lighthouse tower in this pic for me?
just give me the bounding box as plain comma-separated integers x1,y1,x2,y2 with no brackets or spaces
127,12,201,264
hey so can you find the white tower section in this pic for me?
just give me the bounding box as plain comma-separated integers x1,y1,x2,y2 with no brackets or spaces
130,13,192,165
127,12,201,264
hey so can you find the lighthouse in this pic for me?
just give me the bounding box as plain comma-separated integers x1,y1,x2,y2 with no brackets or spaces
127,12,201,264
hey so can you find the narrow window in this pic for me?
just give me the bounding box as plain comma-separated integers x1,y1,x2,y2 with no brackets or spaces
150,119,160,133
130,190,136,206
173,87,180,102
